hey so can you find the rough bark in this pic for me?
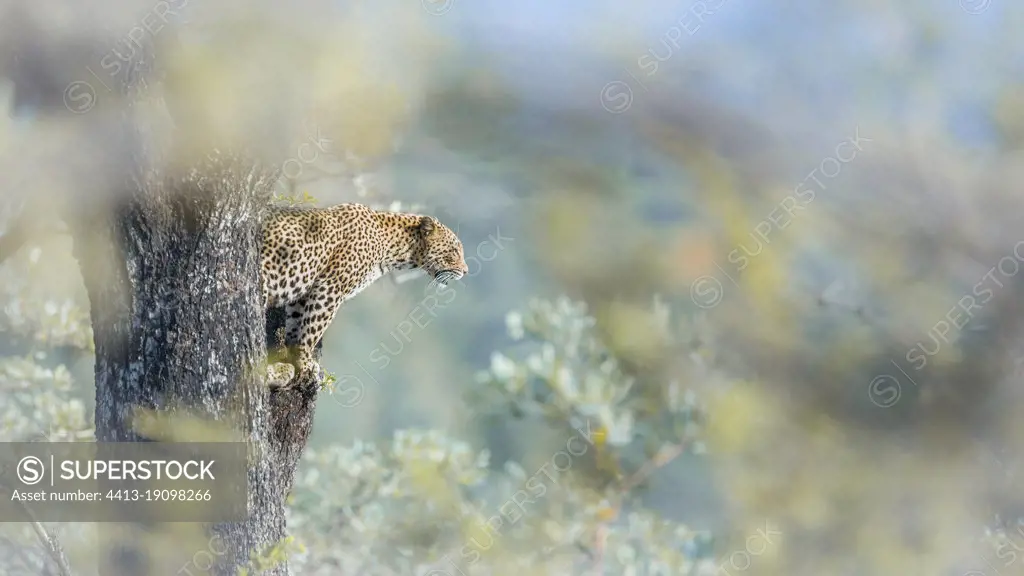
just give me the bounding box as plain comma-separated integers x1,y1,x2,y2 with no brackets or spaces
0,7,323,572
0,0,330,570
265,306,323,497
66,152,322,576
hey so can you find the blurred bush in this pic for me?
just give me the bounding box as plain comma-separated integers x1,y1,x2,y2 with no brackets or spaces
4,0,1024,575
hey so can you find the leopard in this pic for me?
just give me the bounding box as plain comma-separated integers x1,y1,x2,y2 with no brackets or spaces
261,202,469,389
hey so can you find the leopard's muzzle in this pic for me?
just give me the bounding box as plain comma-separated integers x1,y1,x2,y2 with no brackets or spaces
427,269,464,291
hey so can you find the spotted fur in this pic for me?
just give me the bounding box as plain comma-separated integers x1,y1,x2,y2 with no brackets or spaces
261,202,468,389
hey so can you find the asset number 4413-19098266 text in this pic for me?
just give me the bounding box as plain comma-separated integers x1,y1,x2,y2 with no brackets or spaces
9,488,213,502
106,489,212,501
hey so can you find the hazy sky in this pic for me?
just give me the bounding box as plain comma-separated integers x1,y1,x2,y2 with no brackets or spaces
426,0,1017,148
6,0,1017,150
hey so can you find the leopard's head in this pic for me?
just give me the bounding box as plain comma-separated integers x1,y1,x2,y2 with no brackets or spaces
414,215,468,288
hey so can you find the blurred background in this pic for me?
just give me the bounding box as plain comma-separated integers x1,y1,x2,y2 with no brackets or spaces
2,0,1024,574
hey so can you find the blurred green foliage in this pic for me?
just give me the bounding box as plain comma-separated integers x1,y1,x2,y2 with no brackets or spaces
3,0,1024,575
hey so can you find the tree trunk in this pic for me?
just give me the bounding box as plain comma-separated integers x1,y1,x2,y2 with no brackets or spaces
4,6,323,573
66,151,321,575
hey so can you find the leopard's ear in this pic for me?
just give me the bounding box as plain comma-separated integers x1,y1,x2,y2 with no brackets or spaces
417,215,437,236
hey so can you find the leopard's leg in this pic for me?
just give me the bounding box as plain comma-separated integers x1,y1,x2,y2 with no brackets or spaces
284,297,310,386
291,277,349,386
266,363,296,389
262,237,299,389
268,297,311,390
284,298,306,361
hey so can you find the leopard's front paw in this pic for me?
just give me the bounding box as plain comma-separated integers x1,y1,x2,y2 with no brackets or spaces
267,362,297,390
296,360,322,383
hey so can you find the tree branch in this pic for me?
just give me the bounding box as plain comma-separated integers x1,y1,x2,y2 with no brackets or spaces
14,500,73,576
